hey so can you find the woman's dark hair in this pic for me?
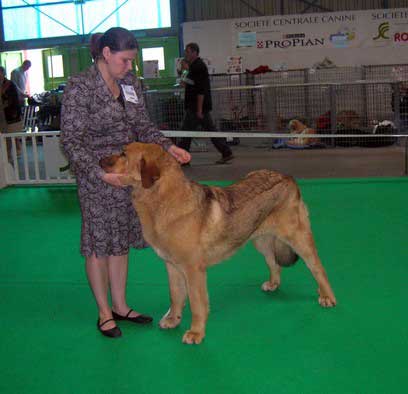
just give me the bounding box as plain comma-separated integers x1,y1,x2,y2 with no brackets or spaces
91,27,139,60
89,33,103,60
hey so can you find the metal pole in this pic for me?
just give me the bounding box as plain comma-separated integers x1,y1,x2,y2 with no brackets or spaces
264,86,277,137
393,82,401,133
329,85,337,146
362,67,368,132
304,68,310,125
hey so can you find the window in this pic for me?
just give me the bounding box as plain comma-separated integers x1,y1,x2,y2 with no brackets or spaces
142,47,165,70
47,55,64,78
1,0,171,41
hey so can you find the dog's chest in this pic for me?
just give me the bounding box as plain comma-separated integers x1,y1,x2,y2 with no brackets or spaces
140,225,172,261
151,245,172,261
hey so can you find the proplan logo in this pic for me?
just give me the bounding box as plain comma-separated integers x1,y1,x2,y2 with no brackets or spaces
256,36,324,49
373,22,390,40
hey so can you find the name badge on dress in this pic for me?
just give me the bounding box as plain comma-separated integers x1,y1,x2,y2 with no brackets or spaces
121,85,139,104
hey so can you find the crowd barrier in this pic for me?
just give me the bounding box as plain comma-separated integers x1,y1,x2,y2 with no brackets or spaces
0,130,407,187
1,79,408,186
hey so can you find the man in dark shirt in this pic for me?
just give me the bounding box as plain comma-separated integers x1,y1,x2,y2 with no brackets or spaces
392,82,408,133
178,43,234,164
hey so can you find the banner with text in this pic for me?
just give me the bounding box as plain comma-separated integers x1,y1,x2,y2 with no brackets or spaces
183,8,408,72
233,8,408,52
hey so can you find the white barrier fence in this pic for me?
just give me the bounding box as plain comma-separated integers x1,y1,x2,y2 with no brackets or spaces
0,131,75,186
1,130,407,187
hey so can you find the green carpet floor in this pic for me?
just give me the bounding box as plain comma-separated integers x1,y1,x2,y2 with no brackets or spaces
1,178,407,394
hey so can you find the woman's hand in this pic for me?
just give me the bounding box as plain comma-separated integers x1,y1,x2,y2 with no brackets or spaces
101,172,125,187
168,144,191,164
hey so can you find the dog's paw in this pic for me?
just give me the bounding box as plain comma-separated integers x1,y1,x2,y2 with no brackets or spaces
159,310,182,329
318,288,337,307
182,330,204,345
261,280,280,292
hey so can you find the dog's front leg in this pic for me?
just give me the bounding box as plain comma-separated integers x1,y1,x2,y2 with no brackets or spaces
182,266,208,345
160,261,187,329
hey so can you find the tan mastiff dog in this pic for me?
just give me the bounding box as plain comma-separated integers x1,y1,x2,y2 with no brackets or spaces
101,142,336,344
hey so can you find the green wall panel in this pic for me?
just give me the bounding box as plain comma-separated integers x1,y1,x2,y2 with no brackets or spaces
41,35,179,91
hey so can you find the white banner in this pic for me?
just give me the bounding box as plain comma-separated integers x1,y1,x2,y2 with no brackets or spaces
232,8,408,51
183,8,408,72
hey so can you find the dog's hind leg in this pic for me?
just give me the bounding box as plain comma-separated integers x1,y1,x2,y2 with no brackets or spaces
159,261,187,329
283,229,336,308
253,236,282,292
182,266,209,345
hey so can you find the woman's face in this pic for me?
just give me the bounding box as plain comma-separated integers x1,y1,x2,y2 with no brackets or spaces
103,47,138,79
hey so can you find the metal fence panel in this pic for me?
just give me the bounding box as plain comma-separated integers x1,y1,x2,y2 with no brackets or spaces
145,80,407,133
209,64,408,87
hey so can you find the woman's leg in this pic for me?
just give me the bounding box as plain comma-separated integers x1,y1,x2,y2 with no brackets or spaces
108,254,142,318
86,254,116,329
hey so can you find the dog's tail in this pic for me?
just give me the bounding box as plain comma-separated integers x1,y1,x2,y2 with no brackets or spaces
273,237,299,267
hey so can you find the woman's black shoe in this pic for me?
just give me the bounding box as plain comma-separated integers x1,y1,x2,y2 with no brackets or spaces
112,309,153,324
97,318,122,338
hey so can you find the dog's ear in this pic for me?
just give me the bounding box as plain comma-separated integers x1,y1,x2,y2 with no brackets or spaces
140,157,161,189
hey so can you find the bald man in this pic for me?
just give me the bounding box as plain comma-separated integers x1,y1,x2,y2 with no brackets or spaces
11,60,31,105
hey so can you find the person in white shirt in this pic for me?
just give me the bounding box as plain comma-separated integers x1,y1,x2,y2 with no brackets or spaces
10,60,31,105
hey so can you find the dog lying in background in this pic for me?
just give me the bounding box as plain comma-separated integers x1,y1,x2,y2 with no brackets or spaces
288,119,319,146
100,143,336,344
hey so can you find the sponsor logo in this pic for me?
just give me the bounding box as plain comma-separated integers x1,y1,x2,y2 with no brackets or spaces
372,22,408,44
329,28,356,48
283,33,305,39
257,36,325,49
394,32,408,42
373,22,390,40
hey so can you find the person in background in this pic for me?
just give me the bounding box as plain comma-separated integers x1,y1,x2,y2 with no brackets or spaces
175,58,193,88
392,82,408,133
177,43,234,165
0,69,8,134
0,66,23,156
11,60,31,106
0,66,22,125
60,27,190,339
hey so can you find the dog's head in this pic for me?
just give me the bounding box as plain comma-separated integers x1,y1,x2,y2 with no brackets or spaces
100,142,163,189
288,119,307,132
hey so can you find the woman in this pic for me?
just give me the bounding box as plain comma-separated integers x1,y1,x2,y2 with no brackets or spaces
60,27,190,338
